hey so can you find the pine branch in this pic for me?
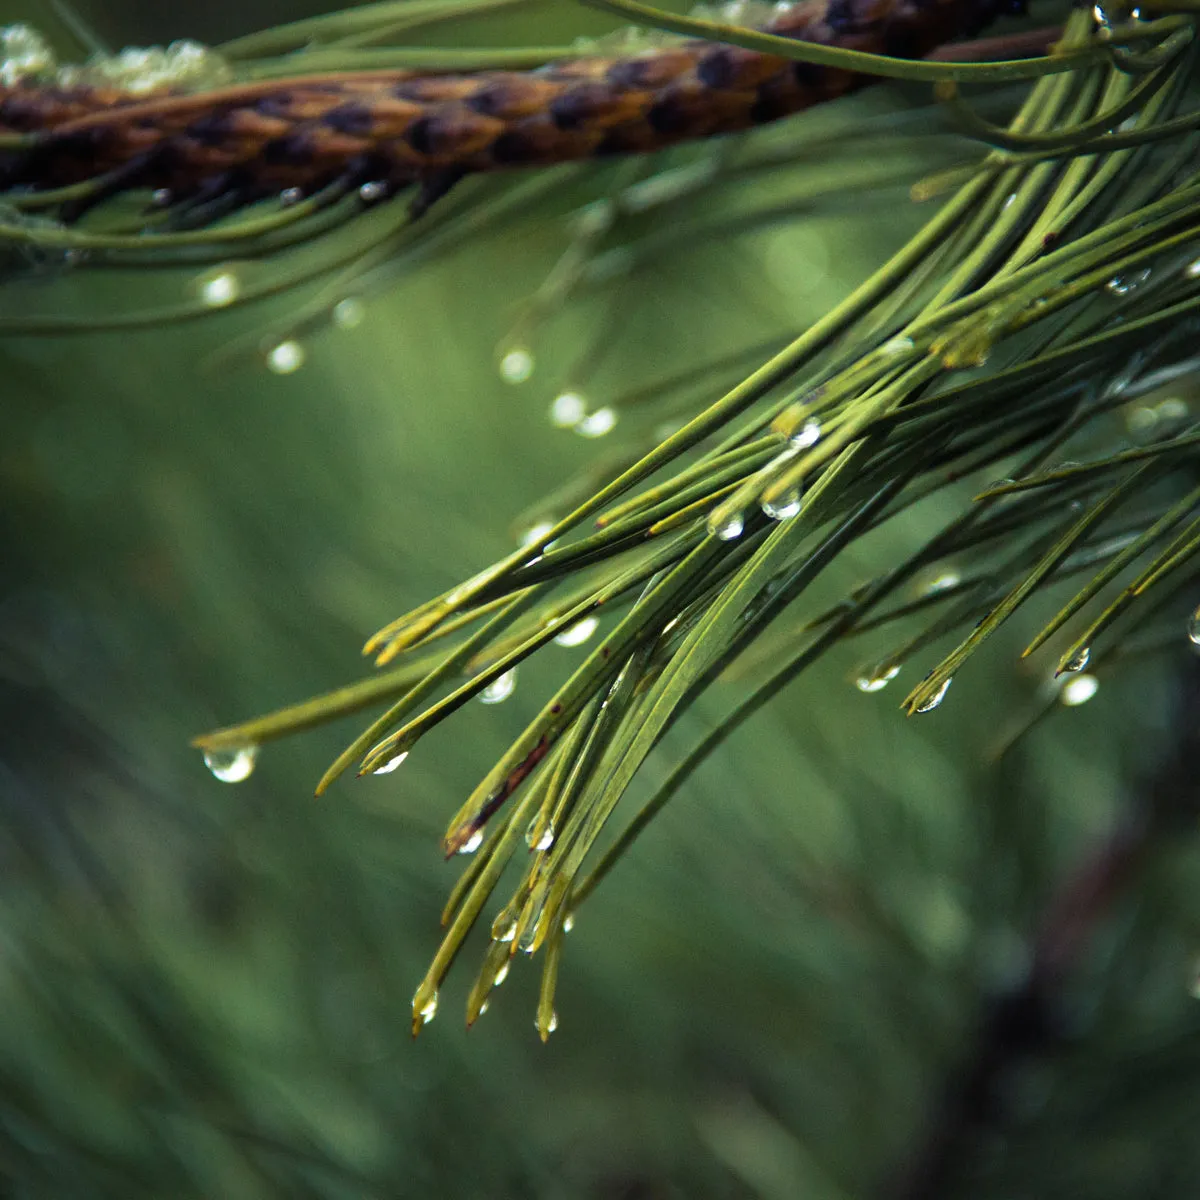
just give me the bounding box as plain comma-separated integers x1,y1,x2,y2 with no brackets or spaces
7,0,1200,1036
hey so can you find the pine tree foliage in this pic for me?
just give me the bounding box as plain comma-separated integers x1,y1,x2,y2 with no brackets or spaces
2,0,1200,1195
153,0,1200,1034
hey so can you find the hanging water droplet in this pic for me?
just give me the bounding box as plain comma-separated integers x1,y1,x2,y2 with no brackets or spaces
517,900,547,953
415,989,438,1025
790,419,821,450
332,296,365,329
708,510,744,541
1187,606,1200,646
358,179,388,204
372,749,409,775
478,999,489,1016
480,668,517,704
525,810,555,850
554,615,598,647
1060,674,1099,706
549,391,587,428
499,347,534,384
915,677,952,713
543,1010,559,1034
855,663,901,693
575,406,617,438
196,268,239,308
493,961,510,986
761,490,802,521
492,912,517,943
563,913,575,933
458,829,484,855
202,743,258,783
279,186,303,207
1061,645,1091,673
265,340,305,374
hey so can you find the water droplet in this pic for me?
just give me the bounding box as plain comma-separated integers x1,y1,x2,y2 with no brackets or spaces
1188,606,1200,646
1125,406,1158,439
517,899,548,952
554,615,598,647
1157,397,1189,424
332,296,365,329
196,268,239,308
881,335,915,357
202,743,258,783
1106,268,1150,297
479,668,517,705
265,340,305,374
279,186,303,207
575,406,616,438
1060,674,1099,706
762,490,802,521
538,1010,559,1035
1186,257,1200,280
708,510,744,541
358,179,388,204
493,961,510,986
492,912,517,943
790,419,821,450
478,999,489,1016
549,391,587,428
563,913,575,933
915,677,952,713
415,989,438,1025
526,823,554,852
372,749,408,775
458,829,484,854
921,568,960,596
499,347,534,384
1061,645,1090,673
855,663,901,693
519,520,555,548
152,187,173,207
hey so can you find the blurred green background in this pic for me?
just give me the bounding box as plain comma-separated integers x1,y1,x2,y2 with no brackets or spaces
2,1,1199,1196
